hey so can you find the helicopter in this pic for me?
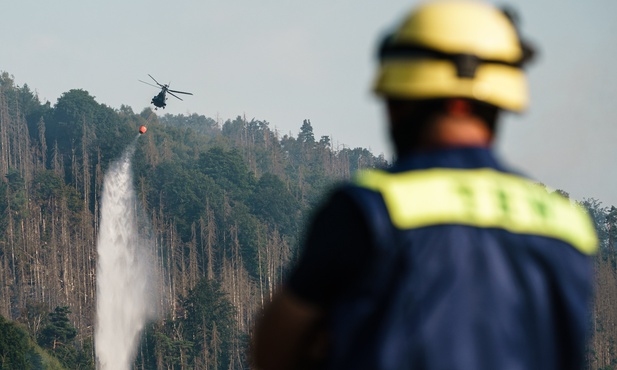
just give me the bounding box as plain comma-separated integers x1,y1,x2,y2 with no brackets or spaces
139,74,193,109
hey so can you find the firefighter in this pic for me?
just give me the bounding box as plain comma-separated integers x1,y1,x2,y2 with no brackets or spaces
251,1,597,369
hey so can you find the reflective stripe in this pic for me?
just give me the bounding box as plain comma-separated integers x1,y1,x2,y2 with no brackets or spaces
354,168,598,255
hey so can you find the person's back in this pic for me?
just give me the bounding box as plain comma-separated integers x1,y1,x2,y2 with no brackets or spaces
251,2,598,369
319,148,596,369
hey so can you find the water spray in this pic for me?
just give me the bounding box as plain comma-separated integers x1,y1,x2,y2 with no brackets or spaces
95,137,157,370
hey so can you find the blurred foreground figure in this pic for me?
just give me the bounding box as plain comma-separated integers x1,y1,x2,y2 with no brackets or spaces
251,1,598,369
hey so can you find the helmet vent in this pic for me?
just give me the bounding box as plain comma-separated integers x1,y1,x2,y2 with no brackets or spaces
454,54,480,78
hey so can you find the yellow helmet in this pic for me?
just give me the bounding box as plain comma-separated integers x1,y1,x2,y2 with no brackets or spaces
374,1,535,112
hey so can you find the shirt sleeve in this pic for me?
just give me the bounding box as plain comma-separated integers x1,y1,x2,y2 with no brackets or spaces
286,188,374,308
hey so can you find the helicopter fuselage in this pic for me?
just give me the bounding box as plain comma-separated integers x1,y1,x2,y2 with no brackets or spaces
152,90,167,109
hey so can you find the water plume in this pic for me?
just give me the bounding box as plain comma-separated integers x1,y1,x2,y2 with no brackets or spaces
95,140,157,370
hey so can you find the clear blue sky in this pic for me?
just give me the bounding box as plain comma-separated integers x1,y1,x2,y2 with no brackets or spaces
3,0,617,206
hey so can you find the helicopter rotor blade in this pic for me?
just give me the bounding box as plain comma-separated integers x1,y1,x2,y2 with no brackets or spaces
138,80,160,89
168,89,193,95
168,91,184,101
148,74,164,87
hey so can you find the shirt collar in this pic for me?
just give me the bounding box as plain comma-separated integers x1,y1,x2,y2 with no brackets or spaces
390,147,513,174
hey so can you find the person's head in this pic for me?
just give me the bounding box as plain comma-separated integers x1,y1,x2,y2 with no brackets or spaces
373,0,535,157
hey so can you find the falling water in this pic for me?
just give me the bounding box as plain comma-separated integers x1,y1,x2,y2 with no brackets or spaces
95,140,156,370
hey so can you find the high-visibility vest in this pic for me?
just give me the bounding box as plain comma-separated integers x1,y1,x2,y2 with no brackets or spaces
354,167,597,255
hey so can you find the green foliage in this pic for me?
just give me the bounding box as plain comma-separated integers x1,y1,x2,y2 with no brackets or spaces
249,173,301,235
160,112,219,138
341,147,384,174
17,301,50,340
298,119,315,144
29,169,83,228
1,168,30,231
73,338,94,370
39,307,76,349
227,201,261,276
150,161,220,238
198,147,255,201
5,168,27,217
46,89,133,183
138,279,237,369
581,198,609,252
0,71,16,88
48,89,98,156
0,73,51,151
0,314,68,370
221,115,246,141
28,345,67,370
153,330,193,368
182,279,237,370
31,170,64,203
0,314,30,369
38,307,80,369
319,135,331,147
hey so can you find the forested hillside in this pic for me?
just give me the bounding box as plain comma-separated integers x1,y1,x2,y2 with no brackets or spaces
0,72,386,369
0,71,616,369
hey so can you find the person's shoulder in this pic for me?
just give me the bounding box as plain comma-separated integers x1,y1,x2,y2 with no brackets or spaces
315,176,388,211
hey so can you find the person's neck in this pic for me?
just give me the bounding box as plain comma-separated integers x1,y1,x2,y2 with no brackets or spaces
393,115,494,158
421,115,493,148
